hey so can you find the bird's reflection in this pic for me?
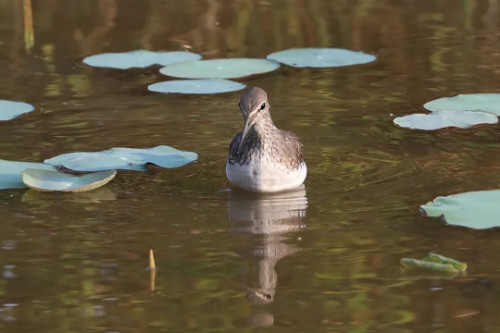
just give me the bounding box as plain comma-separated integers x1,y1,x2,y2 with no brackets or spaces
227,185,307,317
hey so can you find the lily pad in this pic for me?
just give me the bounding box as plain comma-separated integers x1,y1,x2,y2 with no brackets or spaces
0,159,56,189
424,93,500,115
401,253,467,274
83,50,202,70
159,58,280,79
44,145,198,172
21,169,116,192
148,79,245,94
266,48,376,68
420,190,500,229
0,100,35,121
393,110,498,130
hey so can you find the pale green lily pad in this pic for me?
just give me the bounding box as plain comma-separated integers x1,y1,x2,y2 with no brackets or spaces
0,100,35,121
148,79,245,94
266,48,376,68
83,50,202,69
0,159,56,189
159,58,280,79
393,110,498,130
424,93,500,115
44,145,198,172
401,253,466,275
21,169,116,192
420,190,500,229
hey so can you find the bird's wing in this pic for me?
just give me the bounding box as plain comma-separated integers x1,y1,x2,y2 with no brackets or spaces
228,132,242,163
280,130,304,163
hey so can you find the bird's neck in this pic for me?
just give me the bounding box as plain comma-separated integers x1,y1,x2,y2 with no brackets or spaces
238,120,276,156
253,115,277,135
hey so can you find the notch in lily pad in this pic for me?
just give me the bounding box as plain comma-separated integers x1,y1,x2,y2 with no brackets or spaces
393,110,498,130
266,48,376,68
421,189,500,230
401,253,467,276
21,169,116,192
0,100,35,121
424,93,500,115
159,58,280,79
0,159,57,189
83,50,202,70
148,79,245,94
44,145,198,172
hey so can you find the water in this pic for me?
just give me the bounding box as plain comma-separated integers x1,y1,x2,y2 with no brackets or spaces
1,0,500,331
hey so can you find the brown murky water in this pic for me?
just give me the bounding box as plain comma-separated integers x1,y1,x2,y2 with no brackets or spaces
1,0,500,331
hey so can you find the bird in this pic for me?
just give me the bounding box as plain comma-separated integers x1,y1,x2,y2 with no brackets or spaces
226,87,307,193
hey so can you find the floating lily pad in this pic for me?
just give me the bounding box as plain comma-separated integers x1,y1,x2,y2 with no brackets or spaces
393,110,498,130
424,93,500,115
420,190,500,229
83,50,202,70
401,253,467,274
0,160,56,189
21,169,116,192
159,58,280,79
44,145,198,172
0,100,35,121
266,48,376,68
148,79,245,94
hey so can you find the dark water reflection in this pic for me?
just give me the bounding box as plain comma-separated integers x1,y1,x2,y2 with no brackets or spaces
1,0,500,331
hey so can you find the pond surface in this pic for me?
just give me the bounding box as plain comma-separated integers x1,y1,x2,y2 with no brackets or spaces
1,0,500,331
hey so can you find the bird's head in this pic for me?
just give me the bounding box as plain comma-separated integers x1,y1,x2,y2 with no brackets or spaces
237,87,271,153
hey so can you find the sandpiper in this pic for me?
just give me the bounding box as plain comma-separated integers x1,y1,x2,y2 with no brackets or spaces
226,87,307,193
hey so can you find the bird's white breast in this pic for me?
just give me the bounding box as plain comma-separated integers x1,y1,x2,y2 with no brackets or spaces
226,154,307,193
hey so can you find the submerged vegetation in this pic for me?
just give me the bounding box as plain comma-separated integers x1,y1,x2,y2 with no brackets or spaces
401,252,467,275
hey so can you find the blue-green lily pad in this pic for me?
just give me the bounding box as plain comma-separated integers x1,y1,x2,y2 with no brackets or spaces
44,145,198,172
266,48,376,68
393,110,498,130
83,50,202,70
148,79,245,94
421,190,500,229
21,169,116,192
0,159,57,189
424,93,500,115
0,100,35,121
159,58,280,79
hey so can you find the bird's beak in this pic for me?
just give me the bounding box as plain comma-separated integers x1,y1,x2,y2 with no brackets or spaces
237,118,251,154
237,111,257,154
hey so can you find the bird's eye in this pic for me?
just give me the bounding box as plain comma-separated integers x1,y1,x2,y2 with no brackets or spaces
260,102,266,111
